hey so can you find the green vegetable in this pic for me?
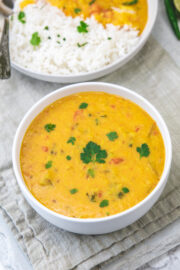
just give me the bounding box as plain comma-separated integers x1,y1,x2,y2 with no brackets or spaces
57,34,60,37
123,0,138,5
67,137,76,145
79,102,88,109
99,200,109,208
44,26,49,30
80,141,108,164
77,21,89,33
45,160,52,169
89,0,96,5
44,123,56,132
106,131,118,141
66,155,71,160
164,0,180,40
122,187,129,193
18,11,26,24
70,188,78,194
107,37,112,40
87,168,95,178
63,37,66,41
136,143,150,158
74,8,81,14
30,32,41,46
77,42,88,47
48,36,51,40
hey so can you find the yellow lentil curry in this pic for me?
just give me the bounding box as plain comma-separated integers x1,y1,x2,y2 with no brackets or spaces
20,92,165,218
20,0,148,34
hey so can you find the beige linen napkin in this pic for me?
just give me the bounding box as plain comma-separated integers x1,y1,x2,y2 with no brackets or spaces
0,36,180,270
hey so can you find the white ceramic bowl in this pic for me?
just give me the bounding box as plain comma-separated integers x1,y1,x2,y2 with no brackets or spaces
12,0,158,83
12,82,172,235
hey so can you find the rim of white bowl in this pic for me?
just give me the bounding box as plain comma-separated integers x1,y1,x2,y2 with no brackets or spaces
11,0,158,82
12,82,172,224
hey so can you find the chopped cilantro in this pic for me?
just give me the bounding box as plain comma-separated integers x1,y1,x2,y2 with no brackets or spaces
107,37,112,40
79,102,88,109
136,143,150,158
44,26,49,30
89,0,96,5
57,34,60,37
70,188,78,194
30,32,41,46
122,187,129,193
99,199,109,208
63,37,66,41
67,137,76,145
44,123,56,132
77,21,89,33
106,131,118,141
48,36,51,40
80,141,107,164
123,0,138,5
87,168,95,178
77,42,88,47
74,8,81,14
45,160,52,169
66,155,71,160
18,11,26,24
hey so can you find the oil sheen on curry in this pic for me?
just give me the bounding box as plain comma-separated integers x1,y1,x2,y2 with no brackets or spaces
20,92,165,218
20,0,148,33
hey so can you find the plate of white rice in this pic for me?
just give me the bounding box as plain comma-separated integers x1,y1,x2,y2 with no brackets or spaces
9,0,158,83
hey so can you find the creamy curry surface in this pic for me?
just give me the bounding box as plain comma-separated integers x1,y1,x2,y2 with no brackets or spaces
20,92,165,218
20,0,148,34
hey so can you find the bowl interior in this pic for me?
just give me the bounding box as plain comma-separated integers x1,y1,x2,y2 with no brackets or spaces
12,82,172,222
11,0,158,83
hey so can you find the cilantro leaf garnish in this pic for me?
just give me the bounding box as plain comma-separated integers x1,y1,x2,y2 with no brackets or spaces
70,188,78,194
123,0,138,5
67,137,76,145
18,11,26,24
106,131,118,141
77,42,88,47
74,8,81,14
66,155,71,160
80,141,107,164
89,0,96,5
45,160,52,169
99,199,109,208
87,168,95,178
136,143,150,158
30,32,41,46
79,102,88,109
44,123,56,132
122,187,129,193
77,21,89,33
107,37,112,40
44,26,49,30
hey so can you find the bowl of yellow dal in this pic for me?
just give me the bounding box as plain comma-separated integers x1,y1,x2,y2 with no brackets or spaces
12,82,172,234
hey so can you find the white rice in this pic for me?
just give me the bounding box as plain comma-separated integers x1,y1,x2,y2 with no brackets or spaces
10,0,140,75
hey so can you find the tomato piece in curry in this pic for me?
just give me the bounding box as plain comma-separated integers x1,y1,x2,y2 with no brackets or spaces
20,92,165,218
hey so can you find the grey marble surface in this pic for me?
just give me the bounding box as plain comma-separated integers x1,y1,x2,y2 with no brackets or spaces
0,1,180,269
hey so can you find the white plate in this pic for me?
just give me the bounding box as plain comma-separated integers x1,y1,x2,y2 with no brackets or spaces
11,0,158,83
12,82,172,234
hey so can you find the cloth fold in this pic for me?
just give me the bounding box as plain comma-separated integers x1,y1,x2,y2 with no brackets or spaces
0,36,180,270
